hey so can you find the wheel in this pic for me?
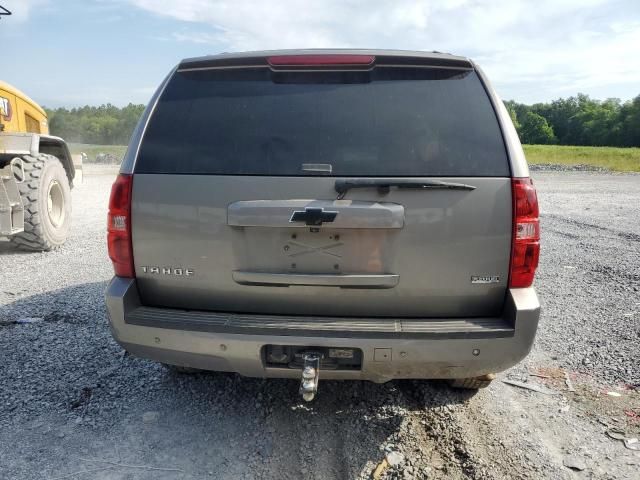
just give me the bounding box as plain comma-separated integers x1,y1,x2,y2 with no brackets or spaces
10,154,72,251
162,363,203,374
448,373,496,390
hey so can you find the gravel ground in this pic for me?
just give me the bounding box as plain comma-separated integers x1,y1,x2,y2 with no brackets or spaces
1,167,638,480
529,163,610,172
534,173,640,385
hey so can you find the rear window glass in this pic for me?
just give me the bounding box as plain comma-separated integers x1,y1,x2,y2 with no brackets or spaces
136,67,509,176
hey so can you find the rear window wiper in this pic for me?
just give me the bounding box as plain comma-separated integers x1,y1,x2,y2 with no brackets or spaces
335,179,476,199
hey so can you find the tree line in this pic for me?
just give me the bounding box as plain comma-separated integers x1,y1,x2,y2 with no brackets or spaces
505,94,640,147
46,93,640,147
45,104,145,145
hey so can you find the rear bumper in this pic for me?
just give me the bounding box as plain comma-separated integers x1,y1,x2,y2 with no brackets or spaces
105,277,540,383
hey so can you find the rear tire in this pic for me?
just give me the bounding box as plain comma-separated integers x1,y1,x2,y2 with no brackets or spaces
10,153,72,251
448,373,495,390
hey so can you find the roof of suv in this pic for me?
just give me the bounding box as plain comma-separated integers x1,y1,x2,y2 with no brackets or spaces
178,49,473,71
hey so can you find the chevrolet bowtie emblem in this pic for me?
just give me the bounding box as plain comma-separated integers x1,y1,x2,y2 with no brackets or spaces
289,207,338,226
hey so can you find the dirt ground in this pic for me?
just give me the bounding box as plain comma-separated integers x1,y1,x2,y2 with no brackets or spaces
1,167,638,479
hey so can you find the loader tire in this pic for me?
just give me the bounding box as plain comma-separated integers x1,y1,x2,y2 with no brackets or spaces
448,373,496,390
10,154,72,251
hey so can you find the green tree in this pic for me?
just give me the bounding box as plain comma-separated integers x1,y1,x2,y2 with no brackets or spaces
532,96,583,144
45,103,145,145
614,95,640,147
571,98,620,146
519,112,557,144
504,93,640,147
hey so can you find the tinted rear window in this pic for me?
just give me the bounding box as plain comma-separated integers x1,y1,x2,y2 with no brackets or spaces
136,67,509,176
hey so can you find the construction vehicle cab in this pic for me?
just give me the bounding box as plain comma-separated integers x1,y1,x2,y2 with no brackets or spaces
0,80,75,250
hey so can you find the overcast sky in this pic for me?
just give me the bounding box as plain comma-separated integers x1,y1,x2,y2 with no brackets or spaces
2,0,639,107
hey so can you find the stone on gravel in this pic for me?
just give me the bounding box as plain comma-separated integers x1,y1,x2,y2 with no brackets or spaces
386,451,405,467
563,455,587,471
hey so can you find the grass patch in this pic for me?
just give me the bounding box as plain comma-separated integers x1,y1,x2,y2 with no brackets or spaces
68,143,127,163
524,144,640,172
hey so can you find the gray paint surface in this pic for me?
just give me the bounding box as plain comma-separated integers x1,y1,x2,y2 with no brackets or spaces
132,175,512,317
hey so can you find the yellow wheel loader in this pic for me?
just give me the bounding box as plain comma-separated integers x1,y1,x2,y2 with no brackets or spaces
0,80,76,250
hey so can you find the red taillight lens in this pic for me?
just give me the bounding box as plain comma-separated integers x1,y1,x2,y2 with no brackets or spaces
267,54,375,66
510,178,540,288
107,174,134,278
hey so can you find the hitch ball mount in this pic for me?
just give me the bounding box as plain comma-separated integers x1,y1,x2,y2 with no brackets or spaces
299,352,322,402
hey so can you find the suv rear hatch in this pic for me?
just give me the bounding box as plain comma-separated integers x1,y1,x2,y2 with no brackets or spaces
130,53,512,318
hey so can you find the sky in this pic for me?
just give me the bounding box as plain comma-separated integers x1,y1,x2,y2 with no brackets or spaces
2,0,639,108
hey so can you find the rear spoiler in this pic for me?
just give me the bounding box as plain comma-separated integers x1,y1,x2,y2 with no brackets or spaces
178,50,473,72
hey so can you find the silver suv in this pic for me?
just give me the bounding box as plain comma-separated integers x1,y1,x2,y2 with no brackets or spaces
106,50,540,400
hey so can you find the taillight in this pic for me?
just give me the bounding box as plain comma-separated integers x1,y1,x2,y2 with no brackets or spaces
107,174,134,278
267,54,375,66
510,178,540,288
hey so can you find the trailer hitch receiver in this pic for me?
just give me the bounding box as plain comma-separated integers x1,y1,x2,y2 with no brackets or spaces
299,352,321,402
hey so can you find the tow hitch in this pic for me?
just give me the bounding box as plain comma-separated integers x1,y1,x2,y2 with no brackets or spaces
299,353,321,402
264,345,363,400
